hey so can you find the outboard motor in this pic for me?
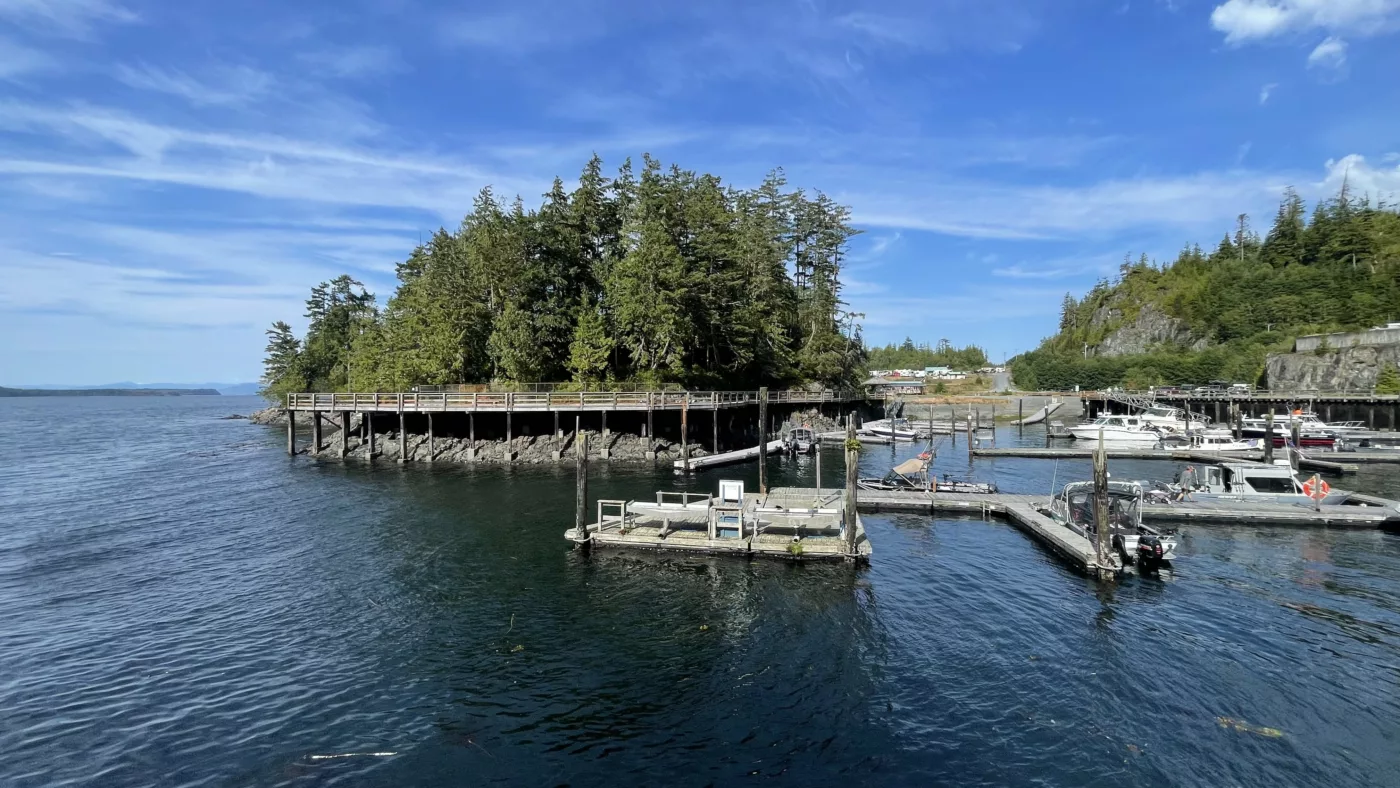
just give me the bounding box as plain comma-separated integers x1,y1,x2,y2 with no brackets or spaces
1137,537,1165,571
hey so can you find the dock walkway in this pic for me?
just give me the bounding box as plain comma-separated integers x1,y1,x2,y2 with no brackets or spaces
288,389,858,414
970,446,1360,474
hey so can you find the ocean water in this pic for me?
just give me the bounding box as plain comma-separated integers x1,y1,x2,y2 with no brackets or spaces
2,395,1399,787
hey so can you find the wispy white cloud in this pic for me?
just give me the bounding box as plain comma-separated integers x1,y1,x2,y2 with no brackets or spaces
115,63,275,106
1306,36,1348,72
0,0,136,38
1259,82,1278,104
0,34,53,80
1211,0,1400,42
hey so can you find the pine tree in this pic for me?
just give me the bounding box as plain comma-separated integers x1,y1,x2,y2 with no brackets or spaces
569,293,614,384
260,321,304,398
1376,363,1400,395
1261,188,1305,267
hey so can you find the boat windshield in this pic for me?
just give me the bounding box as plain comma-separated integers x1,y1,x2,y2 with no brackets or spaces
1061,487,1141,529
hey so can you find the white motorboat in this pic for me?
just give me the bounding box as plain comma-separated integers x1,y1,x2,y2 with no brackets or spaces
784,427,817,454
1069,416,1163,445
1046,480,1178,570
1187,429,1260,452
862,418,920,441
1134,403,1207,434
856,454,997,494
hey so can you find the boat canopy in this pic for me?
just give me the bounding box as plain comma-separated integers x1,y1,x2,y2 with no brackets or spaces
893,458,926,476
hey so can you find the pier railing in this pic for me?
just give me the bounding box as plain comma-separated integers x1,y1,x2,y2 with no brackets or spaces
286,389,860,413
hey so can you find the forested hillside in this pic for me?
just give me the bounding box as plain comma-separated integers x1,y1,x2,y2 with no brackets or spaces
1012,184,1400,391
261,155,867,399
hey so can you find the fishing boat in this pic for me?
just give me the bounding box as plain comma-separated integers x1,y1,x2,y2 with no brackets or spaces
784,427,817,455
1069,416,1163,445
1240,411,1357,447
862,418,921,441
856,454,997,494
1046,480,1178,571
1133,403,1207,434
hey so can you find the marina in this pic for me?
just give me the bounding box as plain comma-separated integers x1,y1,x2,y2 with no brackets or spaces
969,445,1363,473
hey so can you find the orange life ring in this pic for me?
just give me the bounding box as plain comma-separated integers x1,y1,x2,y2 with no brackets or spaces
1301,477,1331,499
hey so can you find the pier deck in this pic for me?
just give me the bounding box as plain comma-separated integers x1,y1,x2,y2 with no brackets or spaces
288,389,858,414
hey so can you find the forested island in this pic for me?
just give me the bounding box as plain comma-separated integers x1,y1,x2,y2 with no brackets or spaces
1012,184,1400,391
261,155,868,399
0,387,221,397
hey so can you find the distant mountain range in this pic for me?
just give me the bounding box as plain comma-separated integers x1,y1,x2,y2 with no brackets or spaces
11,382,261,396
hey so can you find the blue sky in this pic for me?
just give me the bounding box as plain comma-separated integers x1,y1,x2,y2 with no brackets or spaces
2,0,1399,384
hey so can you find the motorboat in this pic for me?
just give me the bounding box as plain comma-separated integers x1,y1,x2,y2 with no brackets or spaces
857,455,997,494
1069,416,1163,445
1045,480,1178,570
1134,403,1208,434
1240,411,1356,448
784,427,816,455
1187,429,1260,452
862,418,921,441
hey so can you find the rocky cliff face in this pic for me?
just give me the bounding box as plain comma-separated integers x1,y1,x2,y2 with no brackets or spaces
1265,345,1400,391
1093,303,1207,357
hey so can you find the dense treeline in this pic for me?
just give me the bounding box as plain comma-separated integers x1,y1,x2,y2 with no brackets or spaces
1012,184,1400,390
261,155,867,398
866,338,989,372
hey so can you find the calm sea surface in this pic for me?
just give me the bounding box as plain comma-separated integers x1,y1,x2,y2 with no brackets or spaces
3,396,1400,787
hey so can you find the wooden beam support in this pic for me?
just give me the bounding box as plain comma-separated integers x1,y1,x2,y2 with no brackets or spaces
758,387,769,494
286,410,296,456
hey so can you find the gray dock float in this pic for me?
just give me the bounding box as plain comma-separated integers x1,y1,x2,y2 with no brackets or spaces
1141,501,1396,528
856,490,1108,575
569,487,872,562
970,447,1360,474
673,439,785,470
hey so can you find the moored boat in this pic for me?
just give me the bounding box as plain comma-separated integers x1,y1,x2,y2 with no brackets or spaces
1046,480,1178,570
1069,416,1163,445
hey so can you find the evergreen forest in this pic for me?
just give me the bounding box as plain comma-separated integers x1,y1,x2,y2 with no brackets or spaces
866,339,990,372
261,155,867,399
1012,185,1400,391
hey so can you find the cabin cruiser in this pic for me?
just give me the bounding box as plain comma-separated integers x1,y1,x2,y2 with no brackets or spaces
857,455,997,494
862,418,921,441
1240,411,1357,448
1134,403,1207,434
1186,429,1260,452
784,427,817,455
1069,416,1163,445
1046,480,1178,570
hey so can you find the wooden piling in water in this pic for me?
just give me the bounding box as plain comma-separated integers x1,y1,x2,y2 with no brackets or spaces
758,387,769,494
339,411,348,458
681,395,690,472
713,403,720,455
468,413,476,462
286,410,296,455
1263,413,1274,464
1018,399,1024,435
844,415,859,555
575,432,589,550
1290,421,1302,470
1091,431,1115,581
367,412,374,459
399,411,407,462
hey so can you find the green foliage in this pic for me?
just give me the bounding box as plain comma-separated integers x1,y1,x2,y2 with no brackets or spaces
1376,363,1400,395
262,155,865,393
866,338,989,371
1011,186,1400,390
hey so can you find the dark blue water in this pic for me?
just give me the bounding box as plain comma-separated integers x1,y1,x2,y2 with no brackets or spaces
3,396,1400,787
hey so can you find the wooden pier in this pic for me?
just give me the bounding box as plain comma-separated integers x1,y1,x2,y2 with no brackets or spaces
969,446,1360,474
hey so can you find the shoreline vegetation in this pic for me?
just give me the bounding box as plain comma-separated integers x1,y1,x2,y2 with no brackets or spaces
0,387,221,397
1011,184,1400,391
260,154,868,403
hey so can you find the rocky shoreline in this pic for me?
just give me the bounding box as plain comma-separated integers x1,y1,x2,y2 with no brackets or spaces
249,406,711,464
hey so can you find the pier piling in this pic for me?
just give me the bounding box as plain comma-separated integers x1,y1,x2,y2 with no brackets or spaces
1091,432,1115,581
758,387,769,494
681,396,689,472
1290,422,1302,470
339,411,348,458
286,410,296,456
601,411,610,459
367,413,375,459
427,413,435,462
312,411,322,453
844,415,859,555
1263,413,1275,465
468,413,476,461
399,412,407,463
574,432,589,550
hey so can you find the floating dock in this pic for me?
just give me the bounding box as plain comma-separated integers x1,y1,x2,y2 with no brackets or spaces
673,439,785,470
568,486,871,562
969,446,1360,474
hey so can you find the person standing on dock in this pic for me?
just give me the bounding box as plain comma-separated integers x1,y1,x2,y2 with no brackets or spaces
1175,465,1199,499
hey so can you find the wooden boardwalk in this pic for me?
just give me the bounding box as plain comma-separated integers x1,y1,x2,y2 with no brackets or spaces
288,389,859,414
